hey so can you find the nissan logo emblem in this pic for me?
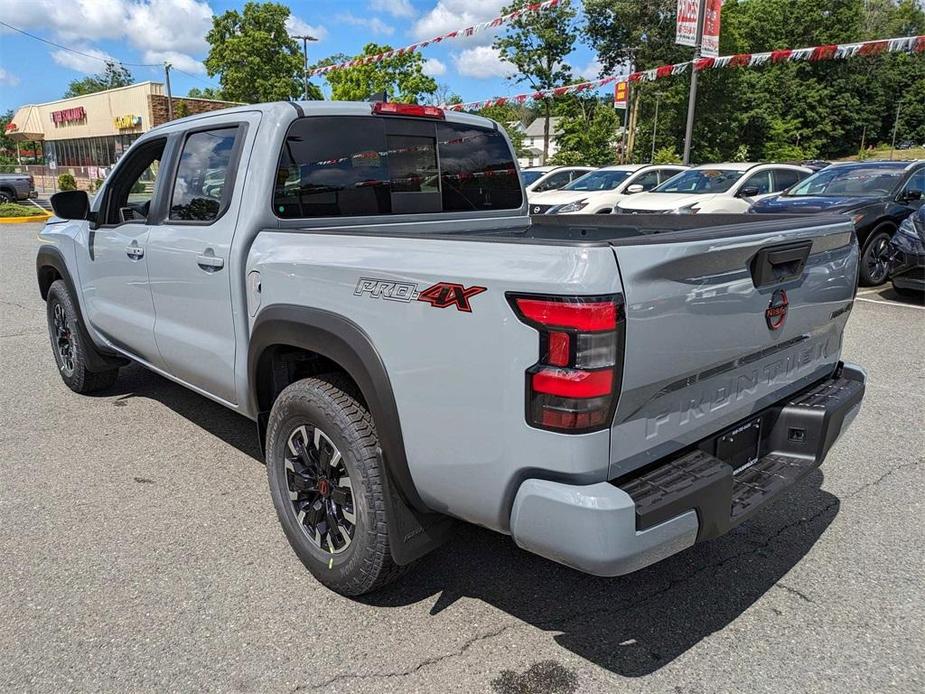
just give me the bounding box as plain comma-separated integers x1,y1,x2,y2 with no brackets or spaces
765,289,789,331
533,206,541,213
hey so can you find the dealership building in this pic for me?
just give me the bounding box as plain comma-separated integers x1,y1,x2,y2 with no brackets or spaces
6,82,235,176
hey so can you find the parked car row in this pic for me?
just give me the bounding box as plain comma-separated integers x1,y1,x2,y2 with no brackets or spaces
523,159,924,290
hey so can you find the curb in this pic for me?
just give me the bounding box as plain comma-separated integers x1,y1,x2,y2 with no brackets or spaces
0,212,52,224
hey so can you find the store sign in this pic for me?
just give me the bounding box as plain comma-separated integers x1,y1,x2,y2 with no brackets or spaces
676,0,701,46
614,81,629,109
114,114,142,129
702,0,723,57
51,107,86,125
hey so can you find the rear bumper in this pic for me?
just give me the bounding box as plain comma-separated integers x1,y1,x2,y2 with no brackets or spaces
510,362,865,576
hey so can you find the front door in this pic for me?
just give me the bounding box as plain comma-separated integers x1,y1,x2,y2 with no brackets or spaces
145,125,244,404
79,138,166,364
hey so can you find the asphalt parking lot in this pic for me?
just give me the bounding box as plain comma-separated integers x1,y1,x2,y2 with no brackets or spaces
1,222,923,693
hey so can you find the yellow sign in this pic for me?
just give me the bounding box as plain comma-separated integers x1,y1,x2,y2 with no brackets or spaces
114,114,142,129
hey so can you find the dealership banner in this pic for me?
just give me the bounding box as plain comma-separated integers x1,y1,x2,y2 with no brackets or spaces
676,0,701,47
443,35,925,110
613,81,629,109
701,0,723,57
309,0,560,76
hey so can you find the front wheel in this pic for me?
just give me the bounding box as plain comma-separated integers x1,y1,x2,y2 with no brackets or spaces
45,280,119,393
859,229,892,286
265,377,404,596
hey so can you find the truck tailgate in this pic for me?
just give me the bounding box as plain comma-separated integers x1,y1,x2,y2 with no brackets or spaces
608,216,857,478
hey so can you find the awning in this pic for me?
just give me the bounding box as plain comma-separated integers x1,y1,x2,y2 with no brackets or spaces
5,106,45,141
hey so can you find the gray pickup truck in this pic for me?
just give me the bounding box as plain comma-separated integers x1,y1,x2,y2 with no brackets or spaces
0,172,37,203
37,101,865,596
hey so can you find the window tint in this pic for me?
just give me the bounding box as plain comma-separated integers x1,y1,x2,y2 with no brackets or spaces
533,170,572,192
658,168,683,184
630,170,660,191
773,169,803,192
170,128,238,222
654,169,744,193
787,165,906,197
741,171,772,195
904,169,924,193
274,117,521,218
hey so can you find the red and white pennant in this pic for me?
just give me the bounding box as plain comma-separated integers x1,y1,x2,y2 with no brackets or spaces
442,34,925,111
309,0,561,77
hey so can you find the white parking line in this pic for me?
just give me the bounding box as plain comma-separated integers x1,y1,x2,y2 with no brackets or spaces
27,199,47,212
855,297,925,310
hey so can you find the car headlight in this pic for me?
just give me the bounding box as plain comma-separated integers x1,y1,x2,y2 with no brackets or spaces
554,199,588,214
671,203,700,215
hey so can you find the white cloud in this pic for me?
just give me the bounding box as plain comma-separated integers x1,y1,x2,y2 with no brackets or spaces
422,58,447,77
369,0,415,18
0,0,129,41
577,59,603,80
126,0,212,57
286,16,328,41
51,46,119,74
452,46,516,79
339,13,395,35
143,50,205,74
0,67,21,86
412,0,507,42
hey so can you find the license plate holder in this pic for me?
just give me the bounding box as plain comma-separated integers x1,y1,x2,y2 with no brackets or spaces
716,417,762,474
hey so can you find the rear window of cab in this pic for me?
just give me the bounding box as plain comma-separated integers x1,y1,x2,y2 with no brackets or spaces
273,116,523,218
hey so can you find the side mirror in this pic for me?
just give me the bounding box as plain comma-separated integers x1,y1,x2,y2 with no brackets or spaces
900,189,922,202
50,190,90,220
738,185,761,198
625,184,644,194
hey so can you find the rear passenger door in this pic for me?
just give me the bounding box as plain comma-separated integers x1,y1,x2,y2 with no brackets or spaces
772,167,807,195
145,122,249,404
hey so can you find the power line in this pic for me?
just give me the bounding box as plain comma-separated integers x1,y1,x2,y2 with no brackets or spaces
0,20,161,68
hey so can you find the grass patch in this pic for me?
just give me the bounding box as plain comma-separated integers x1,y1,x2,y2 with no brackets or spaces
836,145,925,162
0,202,46,218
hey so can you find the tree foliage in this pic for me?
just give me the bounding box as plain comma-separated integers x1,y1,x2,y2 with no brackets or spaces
550,95,620,166
63,62,134,98
317,43,437,103
187,86,225,100
494,0,578,163
204,1,322,103
584,0,925,163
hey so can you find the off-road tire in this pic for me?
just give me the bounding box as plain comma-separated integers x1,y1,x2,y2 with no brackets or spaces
45,280,119,393
266,376,405,596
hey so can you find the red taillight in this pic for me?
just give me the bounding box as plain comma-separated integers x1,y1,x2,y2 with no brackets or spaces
509,294,624,433
371,102,445,119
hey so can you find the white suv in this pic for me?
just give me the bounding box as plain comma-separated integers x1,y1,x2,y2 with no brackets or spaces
531,164,688,215
615,163,812,214
522,166,596,204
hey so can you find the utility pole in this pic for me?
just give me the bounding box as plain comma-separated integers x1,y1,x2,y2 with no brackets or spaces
292,34,318,100
164,62,174,121
651,93,661,163
682,0,707,165
889,100,901,161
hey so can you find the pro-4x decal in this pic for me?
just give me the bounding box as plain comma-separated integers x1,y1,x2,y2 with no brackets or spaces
354,277,487,313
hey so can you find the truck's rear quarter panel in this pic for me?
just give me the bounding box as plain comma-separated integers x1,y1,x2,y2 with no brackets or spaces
248,232,623,531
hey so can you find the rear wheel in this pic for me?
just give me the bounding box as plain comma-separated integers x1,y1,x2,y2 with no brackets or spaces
45,280,119,393
265,377,404,596
859,228,892,286
0,190,12,204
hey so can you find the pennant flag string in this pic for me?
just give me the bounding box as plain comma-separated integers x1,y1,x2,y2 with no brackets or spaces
309,0,561,76
442,34,924,111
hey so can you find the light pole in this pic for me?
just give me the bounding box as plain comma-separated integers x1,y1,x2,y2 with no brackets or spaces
291,34,318,101
682,0,707,165
650,93,661,163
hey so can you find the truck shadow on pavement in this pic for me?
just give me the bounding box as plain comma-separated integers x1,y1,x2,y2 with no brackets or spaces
102,364,838,678
366,472,838,678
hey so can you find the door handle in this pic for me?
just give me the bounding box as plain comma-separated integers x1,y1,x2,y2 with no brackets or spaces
125,245,144,260
196,253,224,271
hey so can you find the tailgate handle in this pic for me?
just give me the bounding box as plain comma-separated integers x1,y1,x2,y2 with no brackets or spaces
750,241,812,288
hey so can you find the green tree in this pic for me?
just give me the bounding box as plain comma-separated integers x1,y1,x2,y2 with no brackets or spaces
317,43,437,103
550,95,619,166
204,1,322,103
186,86,225,100
63,61,134,98
494,0,578,164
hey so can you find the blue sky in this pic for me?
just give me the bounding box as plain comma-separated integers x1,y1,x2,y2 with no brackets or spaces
0,0,601,112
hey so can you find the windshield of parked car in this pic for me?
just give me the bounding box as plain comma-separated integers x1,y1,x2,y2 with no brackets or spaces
652,168,745,193
783,165,906,197
563,170,631,191
520,170,545,186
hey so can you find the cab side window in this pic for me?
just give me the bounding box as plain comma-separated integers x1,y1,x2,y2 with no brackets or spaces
631,170,661,191
741,170,772,195
169,128,239,222
902,169,924,196
102,138,166,225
